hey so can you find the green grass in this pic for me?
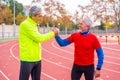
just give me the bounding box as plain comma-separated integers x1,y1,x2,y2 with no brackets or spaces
0,38,18,42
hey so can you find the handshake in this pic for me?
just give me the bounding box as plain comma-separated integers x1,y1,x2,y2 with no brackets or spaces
51,27,60,37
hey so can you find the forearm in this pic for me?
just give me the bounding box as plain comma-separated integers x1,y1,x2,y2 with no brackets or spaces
37,31,55,42
96,47,104,70
55,35,70,46
26,31,55,42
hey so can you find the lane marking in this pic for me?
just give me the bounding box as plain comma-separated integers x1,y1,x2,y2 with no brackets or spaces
103,68,120,74
1,40,120,80
42,48,73,61
52,41,120,64
103,47,120,52
0,41,15,80
49,41,120,73
67,43,120,53
43,45,120,73
0,70,10,80
43,58,71,70
51,42,73,54
43,57,120,74
0,41,15,47
10,43,19,61
41,72,56,80
9,43,56,80
43,46,120,65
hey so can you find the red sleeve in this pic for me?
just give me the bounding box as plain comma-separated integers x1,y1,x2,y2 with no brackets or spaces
67,34,74,43
94,35,101,49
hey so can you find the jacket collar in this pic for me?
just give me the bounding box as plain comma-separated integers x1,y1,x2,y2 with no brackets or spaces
80,30,90,35
27,17,37,25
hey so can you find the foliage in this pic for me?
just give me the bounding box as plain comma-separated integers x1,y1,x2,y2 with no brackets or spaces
0,6,13,24
77,0,119,29
98,21,105,30
0,0,25,25
43,0,73,29
16,13,27,25
9,0,24,16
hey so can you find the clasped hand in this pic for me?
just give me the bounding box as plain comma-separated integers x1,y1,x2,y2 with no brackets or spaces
51,27,59,36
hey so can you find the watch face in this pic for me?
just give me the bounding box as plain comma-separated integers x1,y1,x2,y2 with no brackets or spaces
96,68,101,70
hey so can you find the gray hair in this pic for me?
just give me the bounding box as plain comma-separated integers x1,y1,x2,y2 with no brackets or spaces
29,6,42,18
83,16,92,28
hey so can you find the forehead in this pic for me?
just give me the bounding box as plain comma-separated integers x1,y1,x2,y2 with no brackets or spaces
78,20,85,24
37,11,43,15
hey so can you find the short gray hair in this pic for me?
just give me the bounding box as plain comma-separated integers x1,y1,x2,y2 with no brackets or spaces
29,6,41,17
83,16,92,28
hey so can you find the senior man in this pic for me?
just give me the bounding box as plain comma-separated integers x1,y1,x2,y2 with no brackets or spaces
19,6,59,80
55,17,104,80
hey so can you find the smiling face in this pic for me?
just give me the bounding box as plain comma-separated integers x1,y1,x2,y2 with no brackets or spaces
29,6,43,24
77,20,90,32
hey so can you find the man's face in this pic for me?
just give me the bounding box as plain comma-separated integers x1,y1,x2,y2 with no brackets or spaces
32,11,43,23
77,20,89,31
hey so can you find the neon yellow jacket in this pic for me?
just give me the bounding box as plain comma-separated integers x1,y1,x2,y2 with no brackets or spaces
19,17,55,62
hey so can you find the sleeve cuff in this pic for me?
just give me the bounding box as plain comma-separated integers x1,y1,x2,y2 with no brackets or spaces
50,31,55,37
96,68,101,70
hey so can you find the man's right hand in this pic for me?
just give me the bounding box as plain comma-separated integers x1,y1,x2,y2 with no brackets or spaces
51,27,59,36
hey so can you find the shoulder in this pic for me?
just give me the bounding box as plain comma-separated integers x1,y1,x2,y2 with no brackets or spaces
87,33,99,41
71,32,80,36
67,32,80,42
20,19,27,26
89,33,97,38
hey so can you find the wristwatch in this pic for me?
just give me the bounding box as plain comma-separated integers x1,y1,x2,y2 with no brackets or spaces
96,68,101,70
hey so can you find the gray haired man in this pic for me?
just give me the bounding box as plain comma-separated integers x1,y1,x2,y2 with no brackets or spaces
55,16,104,80
19,5,59,80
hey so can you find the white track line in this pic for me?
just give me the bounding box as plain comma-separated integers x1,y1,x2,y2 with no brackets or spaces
41,72,56,80
52,41,120,64
51,42,73,54
68,45,120,58
0,41,14,80
10,43,19,60
43,46,120,73
0,70,10,80
0,41,12,47
43,50,120,74
50,41,120,74
9,43,56,80
43,47,120,70
65,42,120,52
103,47,120,52
42,48,72,61
44,45,120,66
52,41,120,59
43,58,71,70
102,68,120,74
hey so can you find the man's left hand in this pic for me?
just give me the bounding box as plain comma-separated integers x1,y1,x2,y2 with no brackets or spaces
95,69,100,78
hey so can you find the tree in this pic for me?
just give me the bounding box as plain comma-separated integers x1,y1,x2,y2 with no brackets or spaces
77,0,119,29
16,13,26,25
98,21,105,30
0,3,4,23
0,0,25,25
9,0,24,16
43,0,72,29
1,6,13,24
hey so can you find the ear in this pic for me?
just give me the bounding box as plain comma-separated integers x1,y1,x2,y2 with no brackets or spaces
31,14,36,19
31,14,35,17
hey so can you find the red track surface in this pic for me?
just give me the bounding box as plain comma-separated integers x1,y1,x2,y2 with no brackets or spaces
0,36,120,80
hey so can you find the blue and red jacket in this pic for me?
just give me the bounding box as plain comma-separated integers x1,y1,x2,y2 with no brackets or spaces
55,30,104,70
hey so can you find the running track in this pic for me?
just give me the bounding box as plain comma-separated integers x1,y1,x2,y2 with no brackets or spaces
0,36,120,80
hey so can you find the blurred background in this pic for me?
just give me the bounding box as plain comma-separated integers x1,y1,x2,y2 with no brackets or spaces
0,0,120,39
